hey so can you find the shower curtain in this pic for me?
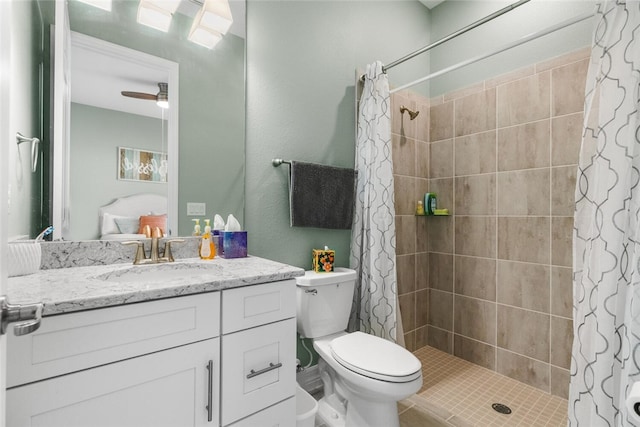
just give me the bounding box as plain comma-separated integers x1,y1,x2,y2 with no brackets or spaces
349,61,399,343
569,1,640,425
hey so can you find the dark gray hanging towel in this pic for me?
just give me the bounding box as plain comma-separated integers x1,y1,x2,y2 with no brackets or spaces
289,161,356,229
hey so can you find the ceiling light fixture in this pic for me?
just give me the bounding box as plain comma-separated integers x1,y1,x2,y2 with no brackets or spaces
188,0,233,49
137,0,181,33
76,0,112,11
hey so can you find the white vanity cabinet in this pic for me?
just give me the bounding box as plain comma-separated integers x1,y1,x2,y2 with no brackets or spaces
5,278,298,427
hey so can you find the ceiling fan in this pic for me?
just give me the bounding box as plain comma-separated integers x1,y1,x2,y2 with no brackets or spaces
121,82,169,109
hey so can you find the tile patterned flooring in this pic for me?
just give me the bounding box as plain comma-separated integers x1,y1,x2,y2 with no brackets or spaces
398,346,569,427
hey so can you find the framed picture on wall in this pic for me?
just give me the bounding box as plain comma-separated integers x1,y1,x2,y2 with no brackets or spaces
118,147,168,183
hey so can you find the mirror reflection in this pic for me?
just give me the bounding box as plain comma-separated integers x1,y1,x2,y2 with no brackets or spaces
17,0,246,241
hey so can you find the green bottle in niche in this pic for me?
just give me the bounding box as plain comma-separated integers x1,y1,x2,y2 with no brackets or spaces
425,193,437,215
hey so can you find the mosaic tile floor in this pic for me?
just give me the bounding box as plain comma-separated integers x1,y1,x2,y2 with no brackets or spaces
398,346,569,427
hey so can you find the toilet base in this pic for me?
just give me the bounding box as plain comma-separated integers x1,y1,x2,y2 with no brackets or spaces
317,395,346,427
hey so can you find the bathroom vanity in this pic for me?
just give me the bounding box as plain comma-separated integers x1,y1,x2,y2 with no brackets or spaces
4,256,304,427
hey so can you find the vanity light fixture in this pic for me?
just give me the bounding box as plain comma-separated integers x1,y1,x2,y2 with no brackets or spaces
137,0,181,32
75,0,112,11
187,0,233,48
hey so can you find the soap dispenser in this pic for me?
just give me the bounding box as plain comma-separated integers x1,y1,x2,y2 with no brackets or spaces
192,219,201,236
199,219,215,260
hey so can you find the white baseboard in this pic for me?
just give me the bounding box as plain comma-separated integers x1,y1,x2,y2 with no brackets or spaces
297,364,323,395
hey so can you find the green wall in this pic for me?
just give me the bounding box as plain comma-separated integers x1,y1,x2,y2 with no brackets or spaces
427,0,595,96
67,0,245,237
68,103,166,240
245,0,431,270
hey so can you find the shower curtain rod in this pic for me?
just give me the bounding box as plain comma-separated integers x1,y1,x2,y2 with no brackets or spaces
383,0,531,73
390,11,594,94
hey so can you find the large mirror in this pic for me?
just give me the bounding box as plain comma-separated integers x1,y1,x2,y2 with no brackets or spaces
23,0,246,241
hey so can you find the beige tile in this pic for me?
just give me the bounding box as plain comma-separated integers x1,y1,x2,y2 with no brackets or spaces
399,404,451,427
430,101,454,142
454,131,496,176
399,293,416,332
427,326,453,354
551,266,572,318
454,88,497,137
429,178,454,215
552,113,583,166
486,64,535,89
498,217,550,264
396,215,417,255
393,133,416,177
455,174,496,216
415,326,428,350
552,217,573,267
497,71,551,127
498,305,549,361
404,330,416,352
416,252,429,291
497,261,550,313
550,316,573,370
455,216,496,258
455,256,496,301
416,210,429,253
415,98,431,143
497,120,550,171
552,58,589,116
497,169,550,216
416,141,430,178
536,46,591,73
427,215,454,254
416,289,429,328
550,366,570,399
454,296,496,344
430,140,454,179
444,81,485,103
397,254,416,295
453,334,496,370
429,252,453,292
496,349,550,392
552,166,577,216
429,289,453,331
395,175,417,216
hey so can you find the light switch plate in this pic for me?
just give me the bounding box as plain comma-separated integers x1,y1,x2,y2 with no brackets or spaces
187,202,206,216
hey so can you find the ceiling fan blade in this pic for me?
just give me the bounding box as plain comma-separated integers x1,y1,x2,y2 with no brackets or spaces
121,91,157,101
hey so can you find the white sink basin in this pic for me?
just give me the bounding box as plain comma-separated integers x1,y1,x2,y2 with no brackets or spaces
96,262,220,283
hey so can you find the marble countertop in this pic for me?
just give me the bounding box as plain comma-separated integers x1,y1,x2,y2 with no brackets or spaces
7,256,305,316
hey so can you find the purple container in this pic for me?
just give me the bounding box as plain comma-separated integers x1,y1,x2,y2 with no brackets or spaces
222,231,247,258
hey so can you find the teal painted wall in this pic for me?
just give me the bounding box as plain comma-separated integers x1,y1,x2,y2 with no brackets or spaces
427,0,595,96
245,0,431,270
67,0,245,237
68,103,166,240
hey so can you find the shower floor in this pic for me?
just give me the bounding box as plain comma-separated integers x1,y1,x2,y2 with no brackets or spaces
398,346,569,427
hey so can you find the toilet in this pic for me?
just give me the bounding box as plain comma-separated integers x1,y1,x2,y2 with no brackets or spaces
296,267,422,427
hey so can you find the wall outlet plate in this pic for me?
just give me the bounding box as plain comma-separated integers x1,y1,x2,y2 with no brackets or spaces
187,202,206,216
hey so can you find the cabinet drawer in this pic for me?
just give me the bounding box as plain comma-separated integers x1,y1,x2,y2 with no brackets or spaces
7,338,219,427
221,318,296,425
222,279,295,334
7,292,220,388
227,397,295,427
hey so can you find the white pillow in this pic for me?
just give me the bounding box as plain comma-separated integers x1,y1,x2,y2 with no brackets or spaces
101,213,129,236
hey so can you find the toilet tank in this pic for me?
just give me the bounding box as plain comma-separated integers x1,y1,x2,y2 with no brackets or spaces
296,267,357,339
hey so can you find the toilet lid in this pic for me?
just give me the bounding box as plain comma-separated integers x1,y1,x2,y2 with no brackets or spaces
330,332,422,382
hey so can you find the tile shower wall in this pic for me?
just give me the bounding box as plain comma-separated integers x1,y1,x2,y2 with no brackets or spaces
392,47,589,399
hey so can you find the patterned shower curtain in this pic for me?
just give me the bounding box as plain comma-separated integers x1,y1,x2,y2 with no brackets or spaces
569,1,640,425
349,61,399,343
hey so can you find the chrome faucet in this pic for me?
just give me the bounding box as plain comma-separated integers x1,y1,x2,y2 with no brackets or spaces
122,228,184,265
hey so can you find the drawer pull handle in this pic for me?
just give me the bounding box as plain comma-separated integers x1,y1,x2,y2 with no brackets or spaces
206,360,214,422
247,362,282,379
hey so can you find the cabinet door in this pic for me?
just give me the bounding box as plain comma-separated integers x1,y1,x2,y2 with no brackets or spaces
7,338,220,427
221,318,296,426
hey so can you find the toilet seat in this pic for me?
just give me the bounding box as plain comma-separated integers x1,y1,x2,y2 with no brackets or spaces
330,332,422,383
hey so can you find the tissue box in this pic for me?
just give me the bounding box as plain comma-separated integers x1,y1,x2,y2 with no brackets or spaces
312,248,335,273
8,242,42,277
222,231,247,258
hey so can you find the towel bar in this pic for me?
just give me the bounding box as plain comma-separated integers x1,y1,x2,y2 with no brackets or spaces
272,158,291,167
